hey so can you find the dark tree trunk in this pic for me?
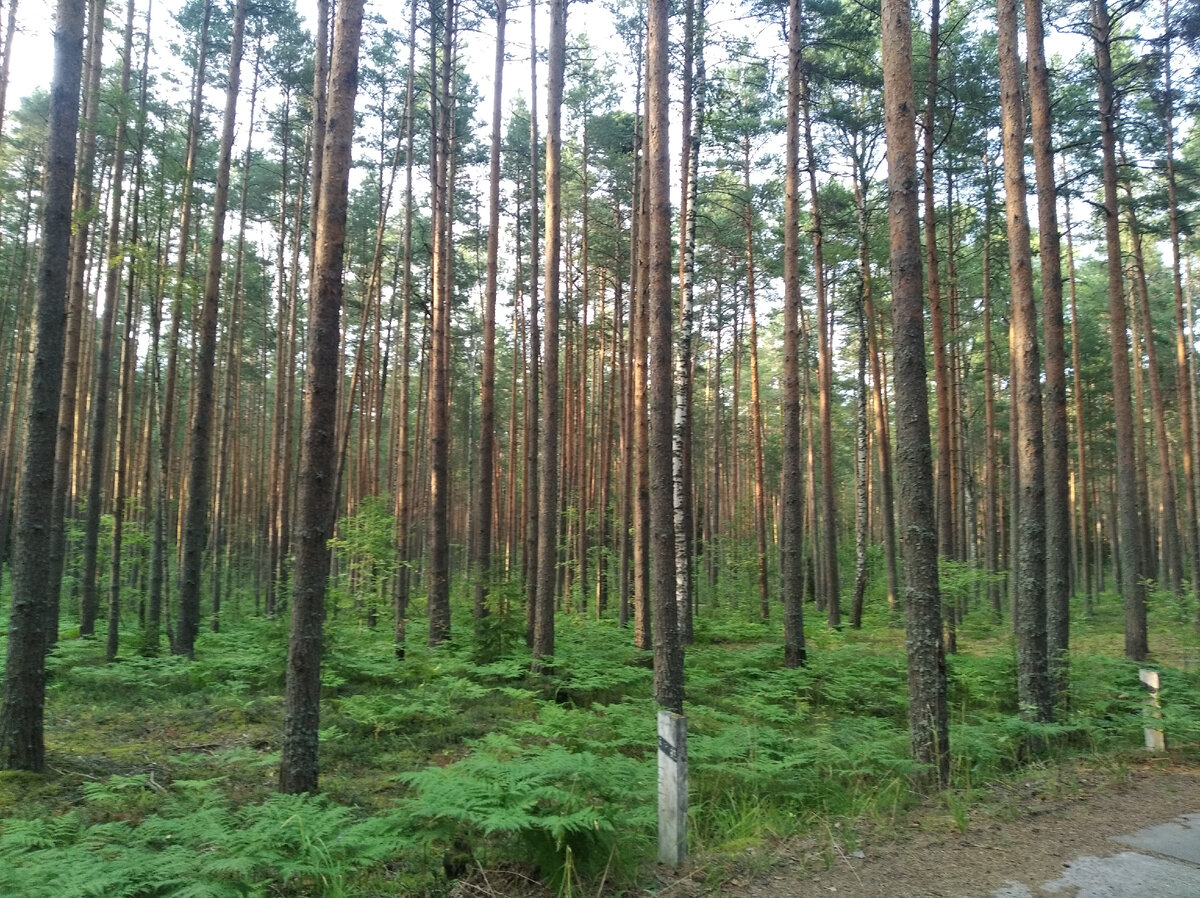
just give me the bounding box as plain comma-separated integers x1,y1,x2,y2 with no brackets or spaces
0,0,85,772
176,0,249,658
1093,0,1147,660
279,0,364,794
781,0,807,668
647,0,683,714
534,0,566,665
473,0,506,634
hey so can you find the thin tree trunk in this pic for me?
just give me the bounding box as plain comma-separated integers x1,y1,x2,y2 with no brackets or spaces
52,0,108,639
781,0,808,666
923,0,955,561
1093,0,1147,660
1119,155,1182,596
1062,173,1091,611
80,0,135,642
742,139,769,621
393,0,419,657
474,0,505,633
798,13,839,624
673,0,702,646
534,0,566,665
1162,0,1200,612
426,0,456,646
175,0,249,657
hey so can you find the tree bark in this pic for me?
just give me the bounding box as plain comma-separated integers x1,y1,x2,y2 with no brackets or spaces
881,0,949,785
176,0,249,658
998,0,1052,722
534,0,566,665
922,0,955,562
781,0,807,667
0,0,85,772
647,0,683,714
1092,0,1147,660
279,0,364,794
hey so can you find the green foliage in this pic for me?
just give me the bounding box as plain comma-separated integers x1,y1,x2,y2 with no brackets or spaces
400,743,654,884
0,779,413,897
9,561,1200,895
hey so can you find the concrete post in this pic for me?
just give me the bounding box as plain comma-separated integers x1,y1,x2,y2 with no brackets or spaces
1139,668,1165,752
657,710,687,866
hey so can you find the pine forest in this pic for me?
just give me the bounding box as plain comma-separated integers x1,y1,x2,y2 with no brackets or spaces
1,0,1199,892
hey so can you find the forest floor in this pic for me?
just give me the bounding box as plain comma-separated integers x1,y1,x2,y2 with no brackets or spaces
642,759,1200,898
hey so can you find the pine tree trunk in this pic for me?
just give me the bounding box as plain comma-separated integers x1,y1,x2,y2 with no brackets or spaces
176,0,249,657
1093,0,1147,660
1161,0,1200,612
674,0,702,645
647,0,683,714
426,0,456,647
1062,182,1092,611
881,0,949,785
279,0,364,794
741,140,770,622
0,0,85,772
998,0,1052,723
1024,0,1069,696
781,0,807,667
797,15,839,625
1119,160,1182,597
923,0,955,561
52,0,107,639
534,0,566,665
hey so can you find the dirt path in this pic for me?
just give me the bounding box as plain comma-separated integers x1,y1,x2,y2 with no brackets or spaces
652,760,1200,898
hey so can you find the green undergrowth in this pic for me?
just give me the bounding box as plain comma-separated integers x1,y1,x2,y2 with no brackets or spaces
0,584,1198,896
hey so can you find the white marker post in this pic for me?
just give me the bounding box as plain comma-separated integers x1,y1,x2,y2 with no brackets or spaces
1139,668,1166,752
658,710,687,867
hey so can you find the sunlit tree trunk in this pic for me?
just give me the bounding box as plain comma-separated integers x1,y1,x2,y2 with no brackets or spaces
1024,0,1068,696
673,0,703,646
